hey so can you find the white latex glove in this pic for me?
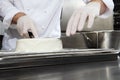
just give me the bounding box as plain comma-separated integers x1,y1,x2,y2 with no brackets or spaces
66,2,101,36
16,15,38,38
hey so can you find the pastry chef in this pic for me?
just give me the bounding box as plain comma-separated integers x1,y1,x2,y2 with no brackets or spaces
0,0,114,51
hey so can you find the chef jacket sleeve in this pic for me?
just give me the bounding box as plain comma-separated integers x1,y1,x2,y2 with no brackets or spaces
83,0,114,18
0,0,21,29
99,0,114,18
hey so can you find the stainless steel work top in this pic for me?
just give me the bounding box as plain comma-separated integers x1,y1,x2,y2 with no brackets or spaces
0,48,119,80
0,57,120,80
0,49,118,69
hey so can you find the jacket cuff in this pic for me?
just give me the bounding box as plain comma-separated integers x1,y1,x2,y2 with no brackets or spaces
2,9,21,29
98,0,114,18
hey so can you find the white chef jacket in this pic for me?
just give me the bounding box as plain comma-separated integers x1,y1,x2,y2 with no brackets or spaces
0,0,114,51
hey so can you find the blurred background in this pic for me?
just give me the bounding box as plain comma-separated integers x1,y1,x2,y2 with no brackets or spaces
113,0,120,30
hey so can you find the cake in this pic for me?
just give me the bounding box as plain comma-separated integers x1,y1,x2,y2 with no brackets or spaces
15,38,63,53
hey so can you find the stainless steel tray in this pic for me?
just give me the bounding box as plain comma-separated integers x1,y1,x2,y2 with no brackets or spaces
0,49,118,70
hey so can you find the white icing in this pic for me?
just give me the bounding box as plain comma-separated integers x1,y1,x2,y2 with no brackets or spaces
15,38,63,53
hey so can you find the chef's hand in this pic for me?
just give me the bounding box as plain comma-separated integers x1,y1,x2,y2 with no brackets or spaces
66,2,101,36
16,15,38,38
12,12,38,38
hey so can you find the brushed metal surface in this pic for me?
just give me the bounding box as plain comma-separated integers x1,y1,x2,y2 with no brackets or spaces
61,33,88,49
81,30,120,50
0,48,118,69
98,31,120,50
61,30,120,51
0,58,119,80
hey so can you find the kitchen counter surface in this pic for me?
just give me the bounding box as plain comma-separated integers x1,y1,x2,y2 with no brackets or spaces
0,56,120,80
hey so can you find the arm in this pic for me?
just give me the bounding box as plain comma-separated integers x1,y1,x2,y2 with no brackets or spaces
90,0,114,18
0,0,21,27
11,12,38,38
66,0,114,36
98,0,114,18
0,0,38,38
12,12,26,24
90,0,107,14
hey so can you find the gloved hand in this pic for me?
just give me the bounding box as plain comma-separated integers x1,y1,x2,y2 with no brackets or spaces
16,15,38,38
66,2,101,36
